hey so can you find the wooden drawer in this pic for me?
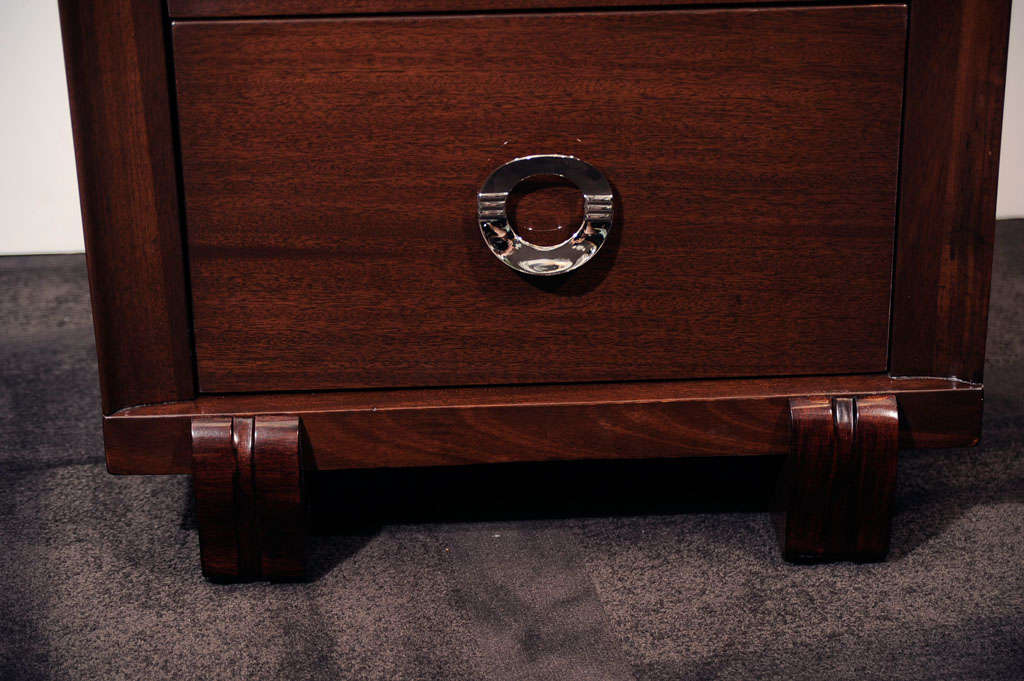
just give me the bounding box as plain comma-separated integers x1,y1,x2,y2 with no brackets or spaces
174,6,906,393
59,0,1011,577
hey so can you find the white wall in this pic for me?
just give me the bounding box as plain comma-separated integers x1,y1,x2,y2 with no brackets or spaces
1,3,1022,255
1,1,82,254
999,1,1024,219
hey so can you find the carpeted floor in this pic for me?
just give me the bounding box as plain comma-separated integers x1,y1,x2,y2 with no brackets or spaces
1,221,1022,681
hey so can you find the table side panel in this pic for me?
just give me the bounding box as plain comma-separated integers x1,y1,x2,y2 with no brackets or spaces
890,0,1012,382
58,0,196,412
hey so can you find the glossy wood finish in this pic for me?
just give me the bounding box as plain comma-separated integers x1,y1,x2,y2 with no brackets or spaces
169,0,795,18
252,416,306,580
780,394,898,562
58,0,1011,576
173,7,906,393
190,416,306,581
58,0,194,414
890,0,1012,383
108,375,980,475
191,418,240,579
232,417,260,576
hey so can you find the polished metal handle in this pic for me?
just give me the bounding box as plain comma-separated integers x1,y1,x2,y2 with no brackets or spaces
478,155,613,276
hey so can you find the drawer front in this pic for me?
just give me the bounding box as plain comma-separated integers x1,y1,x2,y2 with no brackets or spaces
174,6,906,393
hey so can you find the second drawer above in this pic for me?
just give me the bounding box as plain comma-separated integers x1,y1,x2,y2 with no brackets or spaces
173,5,907,393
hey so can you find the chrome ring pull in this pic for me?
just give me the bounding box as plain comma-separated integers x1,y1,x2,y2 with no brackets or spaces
478,154,613,276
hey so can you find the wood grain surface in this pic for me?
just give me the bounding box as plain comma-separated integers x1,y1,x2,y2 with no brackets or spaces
232,417,261,577
169,0,806,19
890,0,1012,383
190,416,306,581
252,416,306,580
173,6,907,393
106,375,981,474
58,0,195,413
850,395,899,556
190,417,242,579
780,394,898,561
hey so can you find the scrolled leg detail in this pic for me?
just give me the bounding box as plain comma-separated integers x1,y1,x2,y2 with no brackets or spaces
780,394,898,562
191,415,306,581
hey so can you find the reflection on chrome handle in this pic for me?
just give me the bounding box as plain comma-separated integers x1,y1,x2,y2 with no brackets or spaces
478,155,613,276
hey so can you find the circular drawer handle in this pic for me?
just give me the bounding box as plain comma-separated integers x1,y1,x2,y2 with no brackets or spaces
478,155,613,276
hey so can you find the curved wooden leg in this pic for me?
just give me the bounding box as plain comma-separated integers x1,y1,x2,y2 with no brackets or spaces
252,415,306,580
191,417,244,580
191,415,306,581
779,394,898,562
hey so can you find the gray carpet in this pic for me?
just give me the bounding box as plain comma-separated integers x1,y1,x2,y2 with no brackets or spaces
1,221,1022,681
